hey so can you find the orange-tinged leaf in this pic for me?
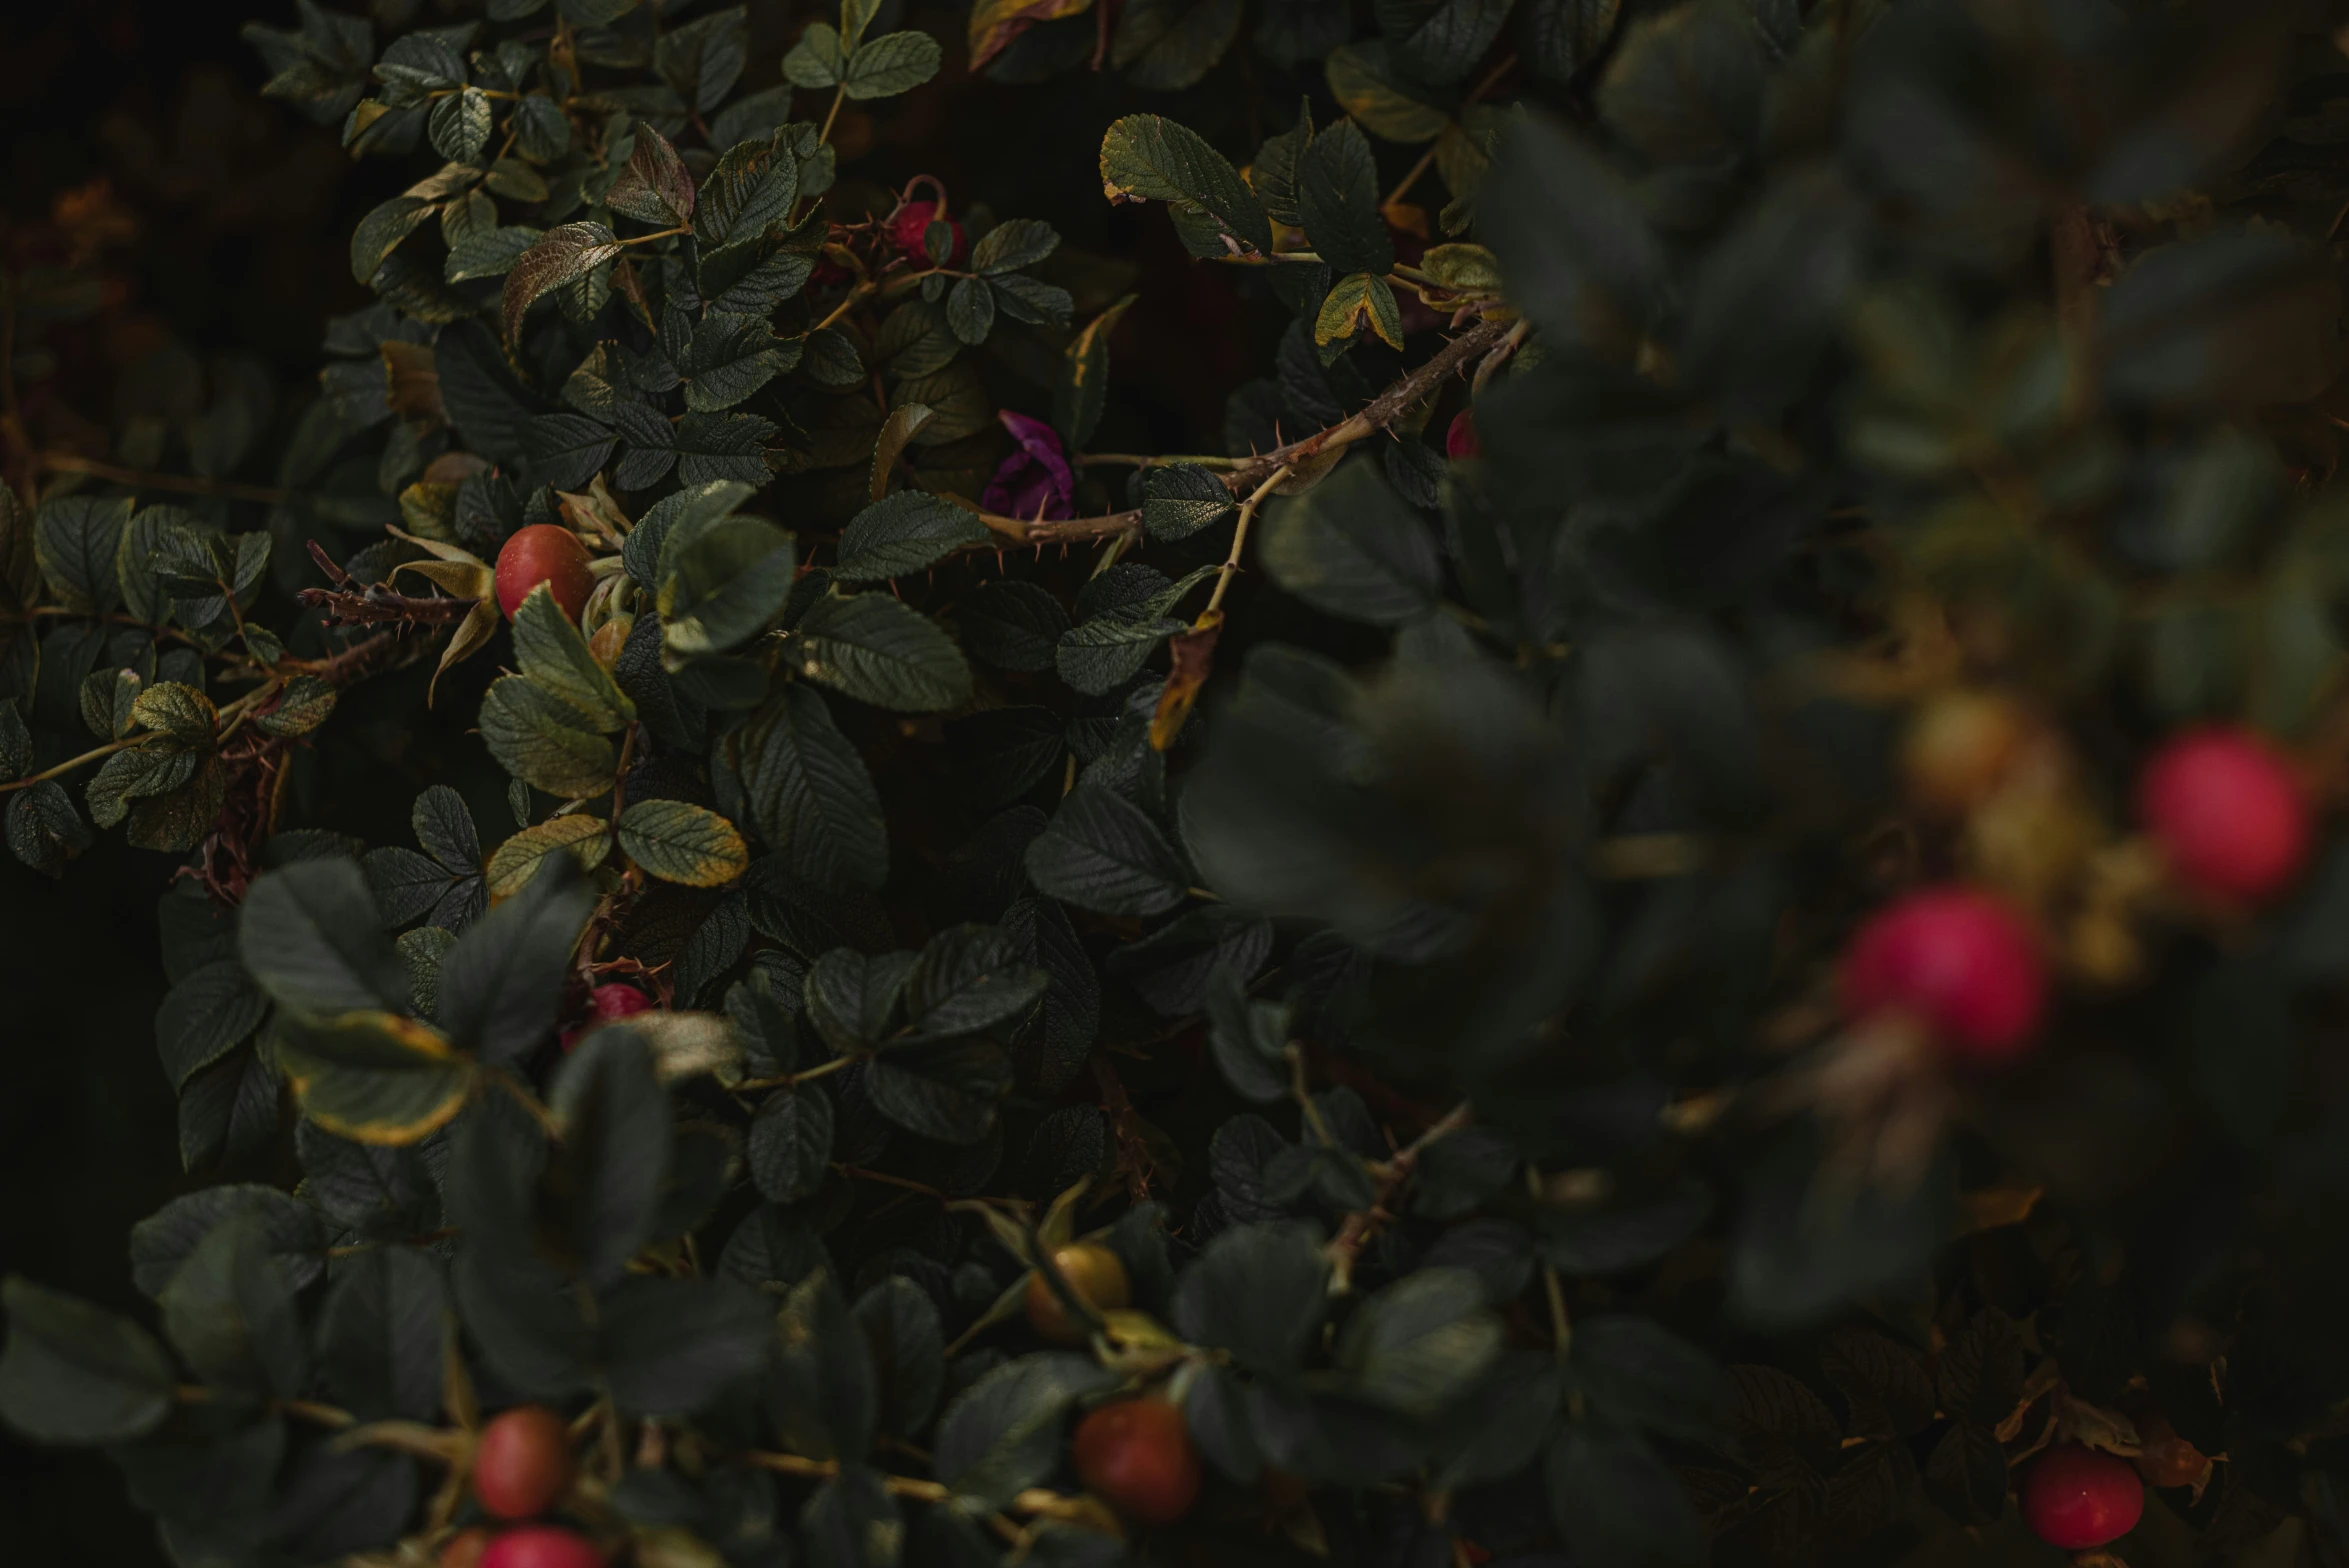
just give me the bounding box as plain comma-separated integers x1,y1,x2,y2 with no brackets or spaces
968,0,1093,72
274,1009,473,1146
1149,611,1221,751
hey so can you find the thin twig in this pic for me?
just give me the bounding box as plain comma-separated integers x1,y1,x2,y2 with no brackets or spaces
1204,463,1291,617
39,452,290,506
1324,1102,1474,1289
972,316,1510,547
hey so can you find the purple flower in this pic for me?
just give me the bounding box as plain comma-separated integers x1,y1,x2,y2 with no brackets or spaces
980,409,1075,521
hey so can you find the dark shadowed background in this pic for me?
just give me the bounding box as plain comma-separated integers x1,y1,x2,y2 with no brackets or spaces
1,6,352,1560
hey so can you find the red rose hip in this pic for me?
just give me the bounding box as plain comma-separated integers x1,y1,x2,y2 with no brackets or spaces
479,1527,604,1568
890,199,964,264
494,525,595,623
1842,886,2045,1060
2020,1444,2143,1550
1071,1398,1202,1527
560,982,653,1052
2138,727,2310,904
1446,408,1481,459
472,1405,574,1520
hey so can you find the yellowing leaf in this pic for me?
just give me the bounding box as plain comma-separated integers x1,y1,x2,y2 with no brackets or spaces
1314,271,1405,350
617,798,749,887
129,682,218,748
479,674,617,799
486,813,613,899
969,0,1092,72
512,581,633,732
273,1010,472,1146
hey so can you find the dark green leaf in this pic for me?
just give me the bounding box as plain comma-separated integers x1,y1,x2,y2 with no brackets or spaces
437,852,596,1064
788,592,973,713
1171,1220,1328,1374
1297,119,1392,278
835,491,992,582
0,1277,177,1444
238,857,410,1016
1023,784,1189,916
750,1086,835,1203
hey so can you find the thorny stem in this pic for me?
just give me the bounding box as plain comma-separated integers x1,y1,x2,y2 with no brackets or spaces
1325,1102,1474,1289
1287,1044,1338,1147
1203,462,1291,617
0,673,282,794
1075,452,1241,470
974,315,1511,547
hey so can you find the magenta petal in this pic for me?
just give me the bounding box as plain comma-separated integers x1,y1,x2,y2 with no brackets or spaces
979,412,1077,520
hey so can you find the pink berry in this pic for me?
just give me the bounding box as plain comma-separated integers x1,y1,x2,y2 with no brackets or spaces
2020,1444,2143,1551
890,200,964,265
471,1406,572,1520
560,983,652,1052
2139,727,2310,904
479,1526,604,1568
1842,887,2045,1061
493,525,593,623
1446,409,1480,459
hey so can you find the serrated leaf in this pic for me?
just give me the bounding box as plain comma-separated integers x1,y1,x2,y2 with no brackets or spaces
485,814,612,898
7,782,93,878
945,275,996,346
789,592,973,713
750,1086,834,1202
479,674,617,799
606,123,696,226
1023,783,1189,916
973,218,1060,275
1142,463,1236,541
903,925,1049,1040
1099,115,1269,259
512,583,633,732
502,221,624,343
843,29,942,99
1298,118,1392,277
737,685,889,895
695,132,799,249
834,491,992,582
274,1010,471,1145
658,510,797,661
618,799,750,887
257,676,338,738
36,496,131,616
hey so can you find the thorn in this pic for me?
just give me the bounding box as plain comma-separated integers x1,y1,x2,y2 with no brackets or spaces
995,549,1007,573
